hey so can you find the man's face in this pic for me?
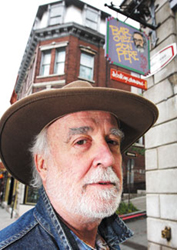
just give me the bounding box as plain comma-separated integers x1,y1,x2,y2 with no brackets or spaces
133,33,144,48
42,111,123,221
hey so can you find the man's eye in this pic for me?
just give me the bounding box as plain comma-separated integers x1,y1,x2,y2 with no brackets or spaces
76,139,87,145
107,139,119,146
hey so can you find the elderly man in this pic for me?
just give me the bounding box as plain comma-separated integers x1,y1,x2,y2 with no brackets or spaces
0,81,158,249
133,31,146,53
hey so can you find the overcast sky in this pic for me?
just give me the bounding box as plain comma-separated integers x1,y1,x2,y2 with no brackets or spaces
0,0,137,117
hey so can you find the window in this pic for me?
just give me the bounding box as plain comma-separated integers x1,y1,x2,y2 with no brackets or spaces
84,7,100,31
79,53,94,80
136,136,143,145
39,43,67,77
49,3,63,26
127,159,134,185
25,186,40,205
40,50,51,76
86,9,98,30
54,48,65,75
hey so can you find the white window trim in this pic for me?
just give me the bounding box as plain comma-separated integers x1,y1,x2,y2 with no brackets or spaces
79,50,95,82
39,42,67,77
40,50,51,76
48,2,65,26
40,41,68,51
37,73,65,79
32,80,66,89
79,45,97,55
54,48,65,75
78,76,95,84
83,4,101,31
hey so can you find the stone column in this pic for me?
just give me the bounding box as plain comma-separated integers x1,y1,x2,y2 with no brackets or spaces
143,0,177,249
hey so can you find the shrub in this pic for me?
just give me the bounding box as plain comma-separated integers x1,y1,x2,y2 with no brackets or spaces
116,201,139,215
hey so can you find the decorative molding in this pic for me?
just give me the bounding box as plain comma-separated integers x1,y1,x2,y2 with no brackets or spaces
32,80,65,88
40,41,68,51
79,45,97,55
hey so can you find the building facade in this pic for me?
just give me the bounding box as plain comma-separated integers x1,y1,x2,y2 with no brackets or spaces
143,0,177,248
11,0,132,103
2,0,145,217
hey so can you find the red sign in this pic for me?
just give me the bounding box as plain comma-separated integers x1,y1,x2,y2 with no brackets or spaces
110,69,147,90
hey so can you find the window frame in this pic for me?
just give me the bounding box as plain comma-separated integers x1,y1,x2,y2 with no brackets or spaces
39,42,68,77
79,51,94,81
40,49,51,76
54,47,66,75
84,5,100,31
48,2,64,26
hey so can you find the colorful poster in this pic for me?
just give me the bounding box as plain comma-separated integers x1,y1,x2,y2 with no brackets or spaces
105,17,150,76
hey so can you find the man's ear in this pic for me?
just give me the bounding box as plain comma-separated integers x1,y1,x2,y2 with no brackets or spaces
35,154,48,183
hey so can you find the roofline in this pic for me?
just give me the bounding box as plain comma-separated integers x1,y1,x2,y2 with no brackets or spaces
36,0,110,20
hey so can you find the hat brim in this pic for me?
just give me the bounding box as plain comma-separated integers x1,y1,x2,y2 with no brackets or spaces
0,86,158,185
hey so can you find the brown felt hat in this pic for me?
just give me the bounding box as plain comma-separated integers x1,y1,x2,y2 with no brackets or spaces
0,81,158,185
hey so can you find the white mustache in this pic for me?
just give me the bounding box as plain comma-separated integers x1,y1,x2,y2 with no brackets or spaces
84,167,120,189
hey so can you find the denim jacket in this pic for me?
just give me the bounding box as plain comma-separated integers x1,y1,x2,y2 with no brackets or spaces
0,187,133,249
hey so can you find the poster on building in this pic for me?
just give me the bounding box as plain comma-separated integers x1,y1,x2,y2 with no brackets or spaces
105,17,150,76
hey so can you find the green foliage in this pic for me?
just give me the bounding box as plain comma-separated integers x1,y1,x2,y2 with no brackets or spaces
116,201,139,215
130,146,145,156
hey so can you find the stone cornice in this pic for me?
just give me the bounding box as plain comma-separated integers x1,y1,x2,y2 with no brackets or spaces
34,22,105,45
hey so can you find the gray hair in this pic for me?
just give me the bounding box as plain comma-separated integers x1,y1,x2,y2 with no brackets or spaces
29,128,50,188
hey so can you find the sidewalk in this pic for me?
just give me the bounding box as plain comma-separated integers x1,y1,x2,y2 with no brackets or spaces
120,217,148,250
123,195,146,211
0,206,16,231
120,196,148,249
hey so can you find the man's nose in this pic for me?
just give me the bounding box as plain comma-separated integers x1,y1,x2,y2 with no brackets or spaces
92,140,115,168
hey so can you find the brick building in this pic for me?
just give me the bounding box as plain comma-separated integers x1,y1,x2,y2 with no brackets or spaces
3,0,145,216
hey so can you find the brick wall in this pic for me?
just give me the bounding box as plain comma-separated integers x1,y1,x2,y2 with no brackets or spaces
32,34,132,90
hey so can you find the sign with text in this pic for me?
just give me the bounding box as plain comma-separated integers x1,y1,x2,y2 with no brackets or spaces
105,17,150,75
150,43,176,76
110,69,147,90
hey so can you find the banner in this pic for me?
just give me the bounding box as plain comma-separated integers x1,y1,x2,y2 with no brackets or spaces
110,69,147,90
105,17,150,76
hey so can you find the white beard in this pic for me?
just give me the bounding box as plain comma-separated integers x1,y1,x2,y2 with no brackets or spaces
136,46,145,53
46,166,122,221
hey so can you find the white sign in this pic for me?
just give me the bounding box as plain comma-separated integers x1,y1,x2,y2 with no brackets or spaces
146,43,176,77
